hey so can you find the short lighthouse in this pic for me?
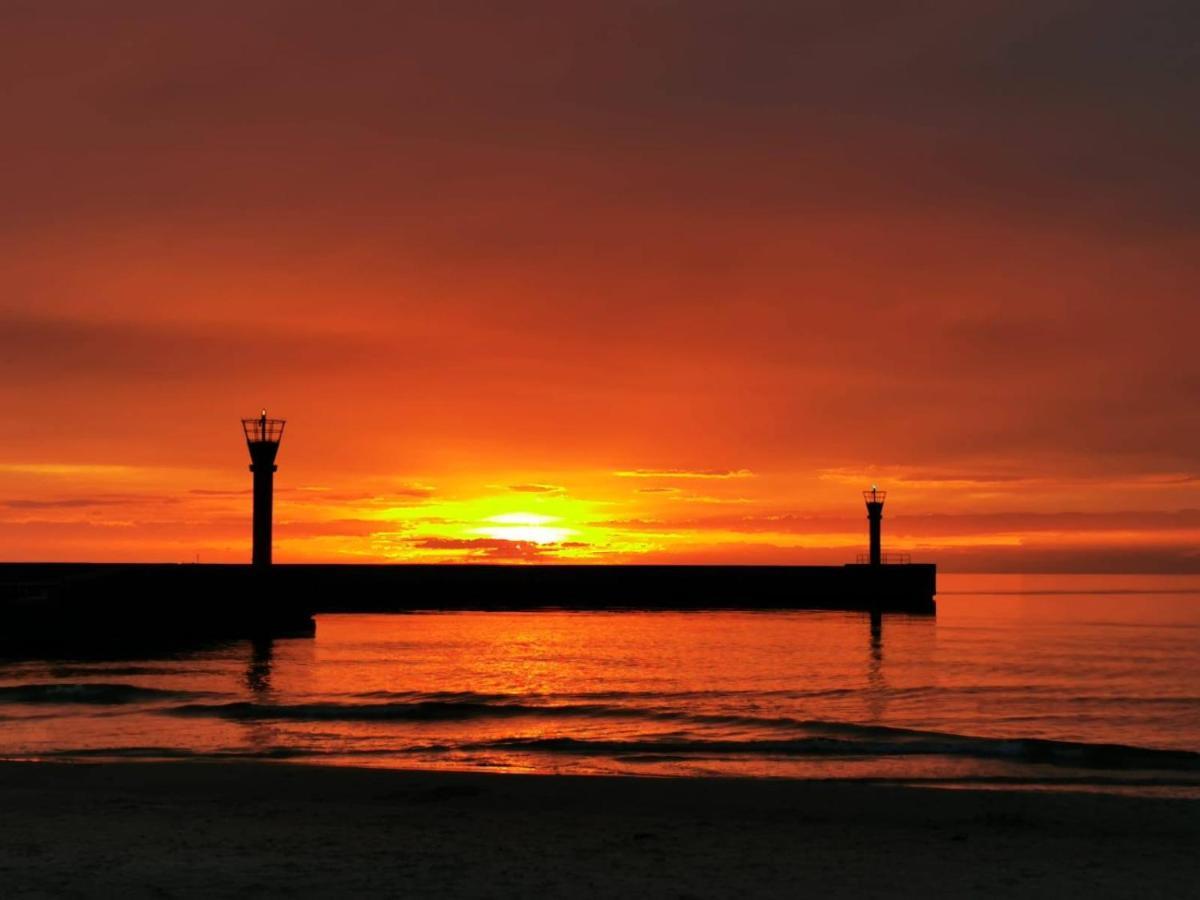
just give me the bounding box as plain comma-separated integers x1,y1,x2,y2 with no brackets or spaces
242,410,285,567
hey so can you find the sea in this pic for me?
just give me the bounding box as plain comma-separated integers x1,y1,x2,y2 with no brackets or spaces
2,574,1198,796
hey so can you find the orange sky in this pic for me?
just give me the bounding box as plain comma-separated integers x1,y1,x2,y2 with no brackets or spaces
2,2,1198,570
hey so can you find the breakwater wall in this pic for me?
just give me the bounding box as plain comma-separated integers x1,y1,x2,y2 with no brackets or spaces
0,562,935,652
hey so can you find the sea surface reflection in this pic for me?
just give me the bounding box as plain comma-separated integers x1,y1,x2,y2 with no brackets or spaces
2,575,1198,794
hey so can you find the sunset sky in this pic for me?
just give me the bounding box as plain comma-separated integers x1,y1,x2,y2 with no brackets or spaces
2,2,1198,570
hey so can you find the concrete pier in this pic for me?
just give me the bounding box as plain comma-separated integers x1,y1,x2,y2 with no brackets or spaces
0,562,934,653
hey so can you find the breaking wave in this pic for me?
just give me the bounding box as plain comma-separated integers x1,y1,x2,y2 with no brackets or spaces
0,683,209,705
13,733,1200,776
152,693,1200,772
469,734,1200,771
163,696,921,729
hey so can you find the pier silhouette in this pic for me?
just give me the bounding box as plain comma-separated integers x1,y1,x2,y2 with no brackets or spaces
0,412,936,654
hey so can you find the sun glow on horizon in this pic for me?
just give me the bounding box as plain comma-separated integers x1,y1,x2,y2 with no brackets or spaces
477,511,575,545
476,523,575,544
4,457,1200,570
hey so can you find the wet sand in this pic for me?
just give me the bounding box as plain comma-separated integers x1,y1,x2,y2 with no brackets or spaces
1,762,1196,898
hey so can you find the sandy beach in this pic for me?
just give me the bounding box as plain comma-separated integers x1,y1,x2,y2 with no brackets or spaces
1,762,1196,898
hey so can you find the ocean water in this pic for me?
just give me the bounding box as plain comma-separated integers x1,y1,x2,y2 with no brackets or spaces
2,574,1199,795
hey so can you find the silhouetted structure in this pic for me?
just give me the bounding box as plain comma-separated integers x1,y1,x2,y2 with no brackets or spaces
0,486,936,654
242,411,285,567
864,485,885,566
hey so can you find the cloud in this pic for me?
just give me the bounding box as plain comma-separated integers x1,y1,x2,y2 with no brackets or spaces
0,464,145,477
506,483,564,494
590,518,670,531
405,536,571,561
615,469,755,479
275,519,396,538
819,467,1200,488
284,487,438,505
597,509,1200,538
3,497,148,509
818,467,1031,487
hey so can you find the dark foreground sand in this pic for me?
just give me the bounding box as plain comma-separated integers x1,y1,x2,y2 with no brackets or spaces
1,763,1196,898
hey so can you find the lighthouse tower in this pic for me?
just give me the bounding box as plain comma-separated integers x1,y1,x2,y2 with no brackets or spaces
242,410,285,566
863,485,886,566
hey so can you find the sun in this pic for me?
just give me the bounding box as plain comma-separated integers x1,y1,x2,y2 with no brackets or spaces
476,512,574,545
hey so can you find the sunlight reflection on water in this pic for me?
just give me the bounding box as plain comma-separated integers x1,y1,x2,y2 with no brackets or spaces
2,575,1198,794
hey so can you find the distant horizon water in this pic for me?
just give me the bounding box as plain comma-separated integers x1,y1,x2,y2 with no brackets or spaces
2,573,1198,797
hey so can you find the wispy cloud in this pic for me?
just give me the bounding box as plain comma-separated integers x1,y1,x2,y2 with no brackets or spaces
286,486,437,506
817,467,1029,487
0,463,146,477
614,469,754,480
3,497,150,509
404,536,581,561
275,518,398,538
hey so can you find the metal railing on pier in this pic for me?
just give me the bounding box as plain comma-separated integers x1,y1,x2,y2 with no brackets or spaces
854,552,912,565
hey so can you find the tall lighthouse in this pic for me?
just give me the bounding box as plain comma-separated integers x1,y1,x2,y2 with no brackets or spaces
863,485,886,566
242,410,285,566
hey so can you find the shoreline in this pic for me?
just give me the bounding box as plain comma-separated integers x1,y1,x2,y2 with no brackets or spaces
3,761,1196,897
11,751,1200,800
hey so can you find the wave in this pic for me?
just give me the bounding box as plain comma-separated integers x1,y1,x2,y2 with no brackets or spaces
162,695,1200,738
165,697,889,728
21,746,360,761
155,696,1200,772
45,666,209,678
352,688,862,702
166,699,637,722
0,683,208,705
349,687,1200,706
14,738,1200,778
168,696,633,724
470,734,1200,771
